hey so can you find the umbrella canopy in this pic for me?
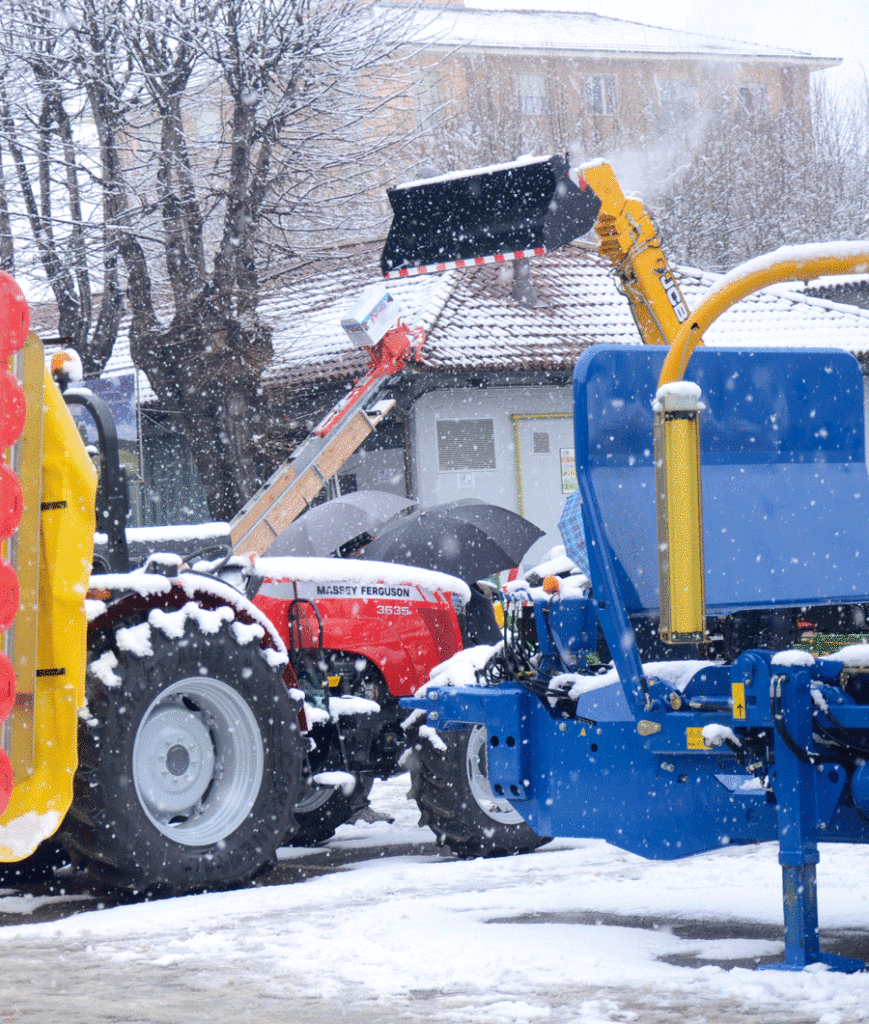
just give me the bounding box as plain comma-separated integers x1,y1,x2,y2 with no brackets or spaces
361,499,544,583
264,490,415,558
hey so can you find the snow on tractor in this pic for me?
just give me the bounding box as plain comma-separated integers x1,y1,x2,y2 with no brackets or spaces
0,299,526,886
0,265,541,890
237,495,543,846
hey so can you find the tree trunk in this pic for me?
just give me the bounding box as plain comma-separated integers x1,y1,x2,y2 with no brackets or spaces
129,306,271,522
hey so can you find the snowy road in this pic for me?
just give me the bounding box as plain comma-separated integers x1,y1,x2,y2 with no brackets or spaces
1,775,869,1024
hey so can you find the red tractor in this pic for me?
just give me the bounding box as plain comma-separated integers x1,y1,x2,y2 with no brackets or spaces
250,556,469,843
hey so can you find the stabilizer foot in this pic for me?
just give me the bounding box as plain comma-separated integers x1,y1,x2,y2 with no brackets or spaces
759,952,865,974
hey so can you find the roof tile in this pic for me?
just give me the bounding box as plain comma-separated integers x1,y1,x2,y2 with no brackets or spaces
39,241,869,400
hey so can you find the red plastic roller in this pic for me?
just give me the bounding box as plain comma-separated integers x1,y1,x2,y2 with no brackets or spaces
0,462,21,541
0,748,13,816
0,368,24,450
0,272,29,361
0,652,14,723
0,559,18,633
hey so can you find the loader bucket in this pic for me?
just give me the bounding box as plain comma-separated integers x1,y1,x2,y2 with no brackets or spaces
381,153,601,279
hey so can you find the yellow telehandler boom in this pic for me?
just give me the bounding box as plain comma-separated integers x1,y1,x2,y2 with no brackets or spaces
580,161,691,347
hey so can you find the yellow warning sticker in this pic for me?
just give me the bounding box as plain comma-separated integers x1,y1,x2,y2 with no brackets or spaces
731,682,746,720
686,727,706,750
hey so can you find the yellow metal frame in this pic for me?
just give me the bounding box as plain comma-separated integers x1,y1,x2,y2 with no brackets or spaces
0,345,95,859
658,245,869,387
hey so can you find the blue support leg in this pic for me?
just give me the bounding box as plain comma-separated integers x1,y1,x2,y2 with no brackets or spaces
760,666,864,973
780,861,820,969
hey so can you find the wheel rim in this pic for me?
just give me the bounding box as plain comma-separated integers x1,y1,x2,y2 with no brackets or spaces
133,676,264,847
465,724,525,825
294,781,338,814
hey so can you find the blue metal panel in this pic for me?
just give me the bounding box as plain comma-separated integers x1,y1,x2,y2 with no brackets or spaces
408,677,778,856
534,594,597,673
423,684,536,801
567,346,869,616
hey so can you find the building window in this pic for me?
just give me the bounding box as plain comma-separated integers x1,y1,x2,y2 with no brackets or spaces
738,83,768,116
533,431,550,454
516,73,548,116
416,70,441,129
658,79,697,131
586,74,617,116
437,419,496,471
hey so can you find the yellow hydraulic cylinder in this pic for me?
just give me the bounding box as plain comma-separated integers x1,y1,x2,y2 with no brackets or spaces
654,383,706,644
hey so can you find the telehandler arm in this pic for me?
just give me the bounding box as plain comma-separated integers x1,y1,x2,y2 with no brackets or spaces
380,153,692,348
580,161,690,346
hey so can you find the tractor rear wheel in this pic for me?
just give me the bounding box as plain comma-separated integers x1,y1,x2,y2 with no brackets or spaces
409,723,549,858
61,614,303,893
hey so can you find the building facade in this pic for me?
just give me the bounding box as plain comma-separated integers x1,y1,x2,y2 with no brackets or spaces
381,4,838,188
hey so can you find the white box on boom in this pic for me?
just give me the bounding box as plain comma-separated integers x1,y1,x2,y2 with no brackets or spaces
341,286,401,347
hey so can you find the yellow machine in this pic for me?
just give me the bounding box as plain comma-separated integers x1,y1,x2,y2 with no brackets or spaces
0,339,95,858
0,280,304,891
381,154,692,349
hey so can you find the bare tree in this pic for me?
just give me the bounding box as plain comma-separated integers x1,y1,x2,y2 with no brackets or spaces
655,81,869,273
0,0,421,520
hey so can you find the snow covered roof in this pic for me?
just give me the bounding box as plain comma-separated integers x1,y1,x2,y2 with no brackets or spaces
35,240,869,400
258,241,869,389
383,3,839,67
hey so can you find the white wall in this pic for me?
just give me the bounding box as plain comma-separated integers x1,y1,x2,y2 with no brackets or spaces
409,384,575,566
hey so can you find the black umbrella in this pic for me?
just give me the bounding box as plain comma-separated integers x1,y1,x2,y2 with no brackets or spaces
264,490,415,558
361,499,544,583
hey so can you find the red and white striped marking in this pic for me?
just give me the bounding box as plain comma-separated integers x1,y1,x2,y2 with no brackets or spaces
384,246,547,280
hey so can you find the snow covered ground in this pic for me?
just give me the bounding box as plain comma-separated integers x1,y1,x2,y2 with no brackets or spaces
1,775,869,1023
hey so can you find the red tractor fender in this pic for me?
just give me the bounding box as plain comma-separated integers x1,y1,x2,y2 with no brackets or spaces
87,571,288,666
